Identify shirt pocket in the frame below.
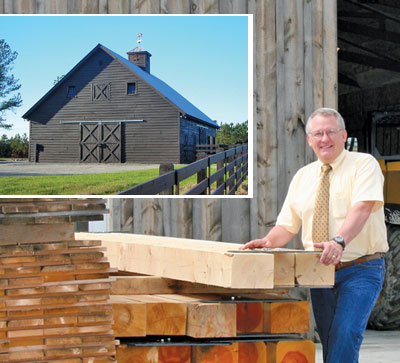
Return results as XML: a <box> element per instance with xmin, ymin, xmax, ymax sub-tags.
<box><xmin>332</xmin><ymin>194</ymin><xmax>348</xmax><ymax>218</ymax></box>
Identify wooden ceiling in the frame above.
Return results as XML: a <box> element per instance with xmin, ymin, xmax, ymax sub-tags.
<box><xmin>338</xmin><ymin>0</ymin><xmax>400</xmax><ymax>94</ymax></box>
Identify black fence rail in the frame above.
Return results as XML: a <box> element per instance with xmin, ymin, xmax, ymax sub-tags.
<box><xmin>118</xmin><ymin>145</ymin><xmax>248</xmax><ymax>195</ymax></box>
<box><xmin>183</xmin><ymin>143</ymin><xmax>245</xmax><ymax>163</ymax></box>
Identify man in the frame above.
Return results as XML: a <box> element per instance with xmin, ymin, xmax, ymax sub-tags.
<box><xmin>241</xmin><ymin>108</ymin><xmax>388</xmax><ymax>363</ymax></box>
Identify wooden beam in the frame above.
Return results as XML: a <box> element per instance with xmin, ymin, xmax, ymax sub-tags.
<box><xmin>110</xmin><ymin>275</ymin><xmax>292</xmax><ymax>298</ymax></box>
<box><xmin>267</xmin><ymin>340</ymin><xmax>315</xmax><ymax>362</ymax></box>
<box><xmin>78</xmin><ymin>233</ymin><xmax>334</xmax><ymax>288</ymax></box>
<box><xmin>238</xmin><ymin>341</ymin><xmax>267</xmax><ymax>363</ymax></box>
<box><xmin>236</xmin><ymin>301</ymin><xmax>263</xmax><ymax>334</ymax></box>
<box><xmin>338</xmin><ymin>19</ymin><xmax>400</xmax><ymax>44</ymax></box>
<box><xmin>128</xmin><ymin>295</ymin><xmax>187</xmax><ymax>336</ymax></box>
<box><xmin>273</xmin><ymin>253</ymin><xmax>295</xmax><ymax>287</ymax></box>
<box><xmin>192</xmin><ymin>343</ymin><xmax>239</xmax><ymax>363</ymax></box>
<box><xmin>263</xmin><ymin>301</ymin><xmax>310</xmax><ymax>334</ymax></box>
<box><xmin>295</xmin><ymin>253</ymin><xmax>335</xmax><ymax>286</ymax></box>
<box><xmin>344</xmin><ymin>0</ymin><xmax>400</xmax><ymax>25</ymax></box>
<box><xmin>116</xmin><ymin>345</ymin><xmax>158</xmax><ymax>363</ymax></box>
<box><xmin>158</xmin><ymin>346</ymin><xmax>191</xmax><ymax>363</ymax></box>
<box><xmin>76</xmin><ymin>233</ymin><xmax>275</xmax><ymax>289</ymax></box>
<box><xmin>339</xmin><ymin>50</ymin><xmax>400</xmax><ymax>72</ymax></box>
<box><xmin>160</xmin><ymin>294</ymin><xmax>236</xmax><ymax>338</ymax></box>
<box><xmin>110</xmin><ymin>295</ymin><xmax>146</xmax><ymax>337</ymax></box>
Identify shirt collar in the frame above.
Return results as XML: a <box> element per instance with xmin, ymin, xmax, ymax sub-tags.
<box><xmin>316</xmin><ymin>148</ymin><xmax>347</xmax><ymax>174</ymax></box>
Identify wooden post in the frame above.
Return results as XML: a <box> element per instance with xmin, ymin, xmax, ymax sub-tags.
<box><xmin>196</xmin><ymin>153</ymin><xmax>208</xmax><ymax>195</ymax></box>
<box><xmin>159</xmin><ymin>163</ymin><xmax>174</xmax><ymax>195</ymax></box>
<box><xmin>217</xmin><ymin>147</ymin><xmax>225</xmax><ymax>188</ymax></box>
<box><xmin>227</xmin><ymin>152</ymin><xmax>235</xmax><ymax>193</ymax></box>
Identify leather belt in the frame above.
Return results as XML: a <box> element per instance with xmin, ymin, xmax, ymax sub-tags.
<box><xmin>335</xmin><ymin>252</ymin><xmax>384</xmax><ymax>271</ymax></box>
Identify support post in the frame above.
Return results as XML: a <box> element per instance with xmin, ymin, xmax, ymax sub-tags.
<box><xmin>159</xmin><ymin>163</ymin><xmax>174</xmax><ymax>195</ymax></box>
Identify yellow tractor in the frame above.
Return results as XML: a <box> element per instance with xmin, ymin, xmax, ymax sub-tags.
<box><xmin>360</xmin><ymin>112</ymin><xmax>400</xmax><ymax>329</ymax></box>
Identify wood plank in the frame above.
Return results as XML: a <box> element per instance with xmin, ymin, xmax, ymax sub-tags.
<box><xmin>109</xmin><ymin>295</ymin><xmax>146</xmax><ymax>337</ymax></box>
<box><xmin>76</xmin><ymin>233</ymin><xmax>274</xmax><ymax>289</ymax></box>
<box><xmin>0</xmin><ymin>223</ymin><xmax>75</xmax><ymax>245</ymax></box>
<box><xmin>295</xmin><ymin>253</ymin><xmax>335</xmax><ymax>286</ymax></box>
<box><xmin>266</xmin><ymin>340</ymin><xmax>315</xmax><ymax>363</ymax></box>
<box><xmin>263</xmin><ymin>301</ymin><xmax>310</xmax><ymax>334</ymax></box>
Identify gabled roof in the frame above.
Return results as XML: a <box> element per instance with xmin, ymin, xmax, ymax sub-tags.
<box><xmin>23</xmin><ymin>43</ymin><xmax>219</xmax><ymax>129</ymax></box>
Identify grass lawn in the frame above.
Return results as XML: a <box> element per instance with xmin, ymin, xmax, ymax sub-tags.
<box><xmin>0</xmin><ymin>165</ymin><xmax>248</xmax><ymax>195</ymax></box>
<box><xmin>0</xmin><ymin>168</ymin><xmax>162</xmax><ymax>195</ymax></box>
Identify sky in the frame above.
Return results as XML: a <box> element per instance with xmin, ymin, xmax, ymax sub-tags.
<box><xmin>0</xmin><ymin>14</ymin><xmax>250</xmax><ymax>138</ymax></box>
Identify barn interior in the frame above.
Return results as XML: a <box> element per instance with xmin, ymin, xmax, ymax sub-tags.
<box><xmin>337</xmin><ymin>0</ymin><xmax>400</xmax><ymax>157</ymax></box>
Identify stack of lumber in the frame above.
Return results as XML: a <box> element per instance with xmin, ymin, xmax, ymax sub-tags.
<box><xmin>110</xmin><ymin>277</ymin><xmax>315</xmax><ymax>363</ymax></box>
<box><xmin>0</xmin><ymin>198</ymin><xmax>117</xmax><ymax>362</ymax></box>
<box><xmin>76</xmin><ymin>232</ymin><xmax>334</xmax><ymax>363</ymax></box>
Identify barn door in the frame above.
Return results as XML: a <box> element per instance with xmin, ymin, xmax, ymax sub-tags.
<box><xmin>80</xmin><ymin>123</ymin><xmax>122</xmax><ymax>163</ymax></box>
<box><xmin>101</xmin><ymin>123</ymin><xmax>121</xmax><ymax>163</ymax></box>
<box><xmin>80</xmin><ymin>123</ymin><xmax>101</xmax><ymax>163</ymax></box>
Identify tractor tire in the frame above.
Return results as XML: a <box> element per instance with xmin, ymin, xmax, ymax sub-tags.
<box><xmin>368</xmin><ymin>224</ymin><xmax>400</xmax><ymax>329</ymax></box>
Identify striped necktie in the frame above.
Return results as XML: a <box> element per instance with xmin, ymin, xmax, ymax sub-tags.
<box><xmin>312</xmin><ymin>164</ymin><xmax>332</xmax><ymax>243</ymax></box>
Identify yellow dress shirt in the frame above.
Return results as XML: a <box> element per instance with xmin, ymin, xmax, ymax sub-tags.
<box><xmin>276</xmin><ymin>149</ymin><xmax>389</xmax><ymax>261</ymax></box>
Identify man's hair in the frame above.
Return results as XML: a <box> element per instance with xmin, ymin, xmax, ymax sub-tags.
<box><xmin>306</xmin><ymin>108</ymin><xmax>346</xmax><ymax>134</ymax></box>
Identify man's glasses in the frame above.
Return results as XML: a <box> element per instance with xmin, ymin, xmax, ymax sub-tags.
<box><xmin>308</xmin><ymin>129</ymin><xmax>343</xmax><ymax>139</ymax></box>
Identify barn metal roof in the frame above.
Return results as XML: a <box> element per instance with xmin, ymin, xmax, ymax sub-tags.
<box><xmin>102</xmin><ymin>45</ymin><xmax>218</xmax><ymax>128</ymax></box>
<box><xmin>23</xmin><ymin>43</ymin><xmax>219</xmax><ymax>129</ymax></box>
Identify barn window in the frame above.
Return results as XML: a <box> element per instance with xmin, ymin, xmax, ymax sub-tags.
<box><xmin>67</xmin><ymin>86</ymin><xmax>76</xmax><ymax>98</ymax></box>
<box><xmin>92</xmin><ymin>83</ymin><xmax>111</xmax><ymax>100</ymax></box>
<box><xmin>127</xmin><ymin>82</ymin><xmax>137</xmax><ymax>95</ymax></box>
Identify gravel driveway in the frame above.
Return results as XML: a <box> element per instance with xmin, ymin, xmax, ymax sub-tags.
<box><xmin>0</xmin><ymin>161</ymin><xmax>160</xmax><ymax>177</ymax></box>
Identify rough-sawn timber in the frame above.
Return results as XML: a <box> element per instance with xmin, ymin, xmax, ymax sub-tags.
<box><xmin>76</xmin><ymin>233</ymin><xmax>335</xmax><ymax>289</ymax></box>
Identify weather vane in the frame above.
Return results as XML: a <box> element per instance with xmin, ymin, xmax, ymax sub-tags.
<box><xmin>137</xmin><ymin>33</ymin><xmax>143</xmax><ymax>45</ymax></box>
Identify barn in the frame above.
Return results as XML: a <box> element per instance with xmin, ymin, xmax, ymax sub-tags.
<box><xmin>22</xmin><ymin>43</ymin><xmax>219</xmax><ymax>163</ymax></box>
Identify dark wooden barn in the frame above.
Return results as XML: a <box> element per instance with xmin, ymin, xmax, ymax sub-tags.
<box><xmin>22</xmin><ymin>43</ymin><xmax>219</xmax><ymax>163</ymax></box>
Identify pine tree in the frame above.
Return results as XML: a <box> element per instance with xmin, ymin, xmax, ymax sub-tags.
<box><xmin>0</xmin><ymin>39</ymin><xmax>22</xmax><ymax>129</ymax></box>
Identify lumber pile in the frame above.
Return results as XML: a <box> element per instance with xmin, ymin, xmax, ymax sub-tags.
<box><xmin>0</xmin><ymin>198</ymin><xmax>117</xmax><ymax>362</ymax></box>
<box><xmin>109</xmin><ymin>276</ymin><xmax>315</xmax><ymax>363</ymax></box>
<box><xmin>75</xmin><ymin>232</ymin><xmax>329</xmax><ymax>363</ymax></box>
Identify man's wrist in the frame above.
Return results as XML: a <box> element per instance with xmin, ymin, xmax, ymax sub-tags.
<box><xmin>333</xmin><ymin>235</ymin><xmax>346</xmax><ymax>250</ymax></box>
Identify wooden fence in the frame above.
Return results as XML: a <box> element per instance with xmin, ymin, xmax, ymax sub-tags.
<box><xmin>118</xmin><ymin>145</ymin><xmax>248</xmax><ymax>195</ymax></box>
<box><xmin>183</xmin><ymin>143</ymin><xmax>246</xmax><ymax>162</ymax></box>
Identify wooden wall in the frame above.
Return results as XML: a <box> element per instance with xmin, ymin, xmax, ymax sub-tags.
<box><xmin>1</xmin><ymin>0</ymin><xmax>338</xmax><ymax>245</ymax></box>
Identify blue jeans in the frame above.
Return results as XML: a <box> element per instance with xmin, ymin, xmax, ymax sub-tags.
<box><xmin>311</xmin><ymin>257</ymin><xmax>385</xmax><ymax>363</ymax></box>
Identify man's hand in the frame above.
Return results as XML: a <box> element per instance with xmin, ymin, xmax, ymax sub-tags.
<box><xmin>240</xmin><ymin>226</ymin><xmax>296</xmax><ymax>251</ymax></box>
<box><xmin>239</xmin><ymin>238</ymin><xmax>271</xmax><ymax>250</ymax></box>
<box><xmin>314</xmin><ymin>240</ymin><xmax>343</xmax><ymax>265</ymax></box>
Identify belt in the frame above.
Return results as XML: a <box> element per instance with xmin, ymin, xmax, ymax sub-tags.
<box><xmin>335</xmin><ymin>252</ymin><xmax>384</xmax><ymax>271</ymax></box>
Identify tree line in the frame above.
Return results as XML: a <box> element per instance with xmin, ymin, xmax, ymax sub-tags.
<box><xmin>216</xmin><ymin>120</ymin><xmax>248</xmax><ymax>145</ymax></box>
<box><xmin>0</xmin><ymin>133</ymin><xmax>29</xmax><ymax>158</ymax></box>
